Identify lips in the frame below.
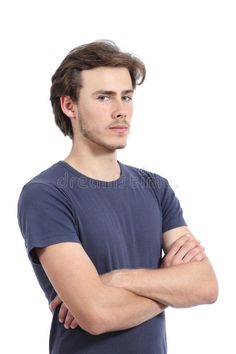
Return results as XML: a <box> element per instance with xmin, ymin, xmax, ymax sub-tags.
<box><xmin>109</xmin><ymin>125</ymin><xmax>129</xmax><ymax>129</ymax></box>
<box><xmin>109</xmin><ymin>125</ymin><xmax>129</xmax><ymax>133</ymax></box>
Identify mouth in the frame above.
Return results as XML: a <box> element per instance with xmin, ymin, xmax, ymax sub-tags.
<box><xmin>109</xmin><ymin>125</ymin><xmax>129</xmax><ymax>133</ymax></box>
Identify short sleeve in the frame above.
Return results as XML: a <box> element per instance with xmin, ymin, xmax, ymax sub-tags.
<box><xmin>160</xmin><ymin>178</ymin><xmax>187</xmax><ymax>233</ymax></box>
<box><xmin>17</xmin><ymin>182</ymin><xmax>80</xmax><ymax>264</ymax></box>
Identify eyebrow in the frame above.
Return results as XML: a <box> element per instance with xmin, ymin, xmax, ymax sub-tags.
<box><xmin>92</xmin><ymin>89</ymin><xmax>134</xmax><ymax>96</ymax></box>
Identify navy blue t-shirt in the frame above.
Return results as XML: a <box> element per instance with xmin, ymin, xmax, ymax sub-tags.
<box><xmin>17</xmin><ymin>161</ymin><xmax>186</xmax><ymax>354</ymax></box>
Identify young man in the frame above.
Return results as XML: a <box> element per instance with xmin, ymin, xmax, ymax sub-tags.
<box><xmin>18</xmin><ymin>40</ymin><xmax>218</xmax><ymax>354</ymax></box>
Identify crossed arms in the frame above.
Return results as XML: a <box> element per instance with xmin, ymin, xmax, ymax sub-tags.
<box><xmin>37</xmin><ymin>226</ymin><xmax>218</xmax><ymax>335</ymax></box>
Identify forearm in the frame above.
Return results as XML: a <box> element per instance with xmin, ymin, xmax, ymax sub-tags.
<box><xmin>95</xmin><ymin>284</ymin><xmax>166</xmax><ymax>333</ymax></box>
<box><xmin>108</xmin><ymin>259</ymin><xmax>218</xmax><ymax>308</ymax></box>
<box><xmin>52</xmin><ymin>284</ymin><xmax>166</xmax><ymax>334</ymax></box>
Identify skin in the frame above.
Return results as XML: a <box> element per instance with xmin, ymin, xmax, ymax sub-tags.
<box><xmin>100</xmin><ymin>231</ymin><xmax>217</xmax><ymax>308</ymax></box>
<box><xmin>50</xmin><ymin>232</ymin><xmax>207</xmax><ymax>329</ymax></box>
<box><xmin>38</xmin><ymin>67</ymin><xmax>218</xmax><ymax>333</ymax></box>
<box><xmin>61</xmin><ymin>66</ymin><xmax>134</xmax><ymax>181</ymax></box>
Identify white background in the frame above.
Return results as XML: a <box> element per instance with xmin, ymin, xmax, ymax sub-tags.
<box><xmin>0</xmin><ymin>0</ymin><xmax>235</xmax><ymax>353</ymax></box>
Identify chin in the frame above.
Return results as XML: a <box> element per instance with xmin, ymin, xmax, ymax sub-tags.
<box><xmin>116</xmin><ymin>144</ymin><xmax>127</xmax><ymax>150</ymax></box>
<box><xmin>111</xmin><ymin>140</ymin><xmax>127</xmax><ymax>150</ymax></box>
<box><xmin>104</xmin><ymin>145</ymin><xmax>126</xmax><ymax>152</ymax></box>
<box><xmin>103</xmin><ymin>142</ymin><xmax>127</xmax><ymax>151</ymax></box>
<box><xmin>102</xmin><ymin>137</ymin><xmax>127</xmax><ymax>151</ymax></box>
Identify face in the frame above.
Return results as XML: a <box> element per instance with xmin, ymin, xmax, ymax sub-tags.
<box><xmin>73</xmin><ymin>67</ymin><xmax>134</xmax><ymax>151</ymax></box>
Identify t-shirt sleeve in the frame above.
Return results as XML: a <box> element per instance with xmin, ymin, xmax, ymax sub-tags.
<box><xmin>17</xmin><ymin>182</ymin><xmax>80</xmax><ymax>264</ymax></box>
<box><xmin>160</xmin><ymin>178</ymin><xmax>187</xmax><ymax>233</ymax></box>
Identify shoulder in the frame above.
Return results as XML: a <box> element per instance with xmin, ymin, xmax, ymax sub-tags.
<box><xmin>18</xmin><ymin>162</ymin><xmax>72</xmax><ymax>209</ymax></box>
<box><xmin>23</xmin><ymin>161</ymin><xmax>67</xmax><ymax>187</ymax></box>
<box><xmin>20</xmin><ymin>161</ymin><xmax>70</xmax><ymax>193</ymax></box>
<box><xmin>120</xmin><ymin>162</ymin><xmax>168</xmax><ymax>192</ymax></box>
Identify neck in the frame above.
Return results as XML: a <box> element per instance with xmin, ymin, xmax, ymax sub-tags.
<box><xmin>65</xmin><ymin>140</ymin><xmax>121</xmax><ymax>182</ymax></box>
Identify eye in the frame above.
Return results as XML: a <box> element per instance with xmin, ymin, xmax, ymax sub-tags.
<box><xmin>97</xmin><ymin>95</ymin><xmax>109</xmax><ymax>101</ymax></box>
<box><xmin>122</xmin><ymin>95</ymin><xmax>132</xmax><ymax>102</ymax></box>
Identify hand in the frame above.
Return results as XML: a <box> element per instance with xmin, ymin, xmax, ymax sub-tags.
<box><xmin>161</xmin><ymin>234</ymin><xmax>206</xmax><ymax>268</ymax></box>
<box><xmin>49</xmin><ymin>295</ymin><xmax>79</xmax><ymax>329</ymax></box>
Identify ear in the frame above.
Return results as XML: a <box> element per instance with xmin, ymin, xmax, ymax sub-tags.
<box><xmin>60</xmin><ymin>96</ymin><xmax>76</xmax><ymax>119</ymax></box>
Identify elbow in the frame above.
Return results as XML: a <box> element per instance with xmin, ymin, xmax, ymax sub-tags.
<box><xmin>207</xmin><ymin>281</ymin><xmax>218</xmax><ymax>304</ymax></box>
<box><xmin>73</xmin><ymin>286</ymin><xmax>113</xmax><ymax>336</ymax></box>
<box><xmin>198</xmin><ymin>260</ymin><xmax>219</xmax><ymax>305</ymax></box>
<box><xmin>84</xmin><ymin>319</ymin><xmax>108</xmax><ymax>336</ymax></box>
<box><xmin>203</xmin><ymin>275</ymin><xmax>219</xmax><ymax>305</ymax></box>
<box><xmin>75</xmin><ymin>307</ymin><xmax>109</xmax><ymax>336</ymax></box>
<box><xmin>82</xmin><ymin>323</ymin><xmax>105</xmax><ymax>336</ymax></box>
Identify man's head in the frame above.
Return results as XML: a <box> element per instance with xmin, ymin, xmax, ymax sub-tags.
<box><xmin>50</xmin><ymin>40</ymin><xmax>145</xmax><ymax>150</ymax></box>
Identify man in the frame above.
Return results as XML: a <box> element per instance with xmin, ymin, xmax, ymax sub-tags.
<box><xmin>18</xmin><ymin>40</ymin><xmax>218</xmax><ymax>354</ymax></box>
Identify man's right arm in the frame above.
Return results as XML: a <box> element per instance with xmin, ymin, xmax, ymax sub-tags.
<box><xmin>37</xmin><ymin>242</ymin><xmax>165</xmax><ymax>335</ymax></box>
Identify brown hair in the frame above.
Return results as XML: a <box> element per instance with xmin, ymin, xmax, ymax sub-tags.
<box><xmin>50</xmin><ymin>40</ymin><xmax>146</xmax><ymax>139</ymax></box>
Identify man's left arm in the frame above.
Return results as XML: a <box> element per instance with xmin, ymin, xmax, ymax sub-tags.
<box><xmin>102</xmin><ymin>226</ymin><xmax>218</xmax><ymax>308</ymax></box>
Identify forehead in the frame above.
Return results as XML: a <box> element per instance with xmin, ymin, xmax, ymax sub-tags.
<box><xmin>80</xmin><ymin>67</ymin><xmax>133</xmax><ymax>91</ymax></box>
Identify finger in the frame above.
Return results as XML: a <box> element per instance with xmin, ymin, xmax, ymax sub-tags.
<box><xmin>64</xmin><ymin>311</ymin><xmax>76</xmax><ymax>329</ymax></box>
<box><xmin>165</xmin><ymin>234</ymin><xmax>191</xmax><ymax>259</ymax></box>
<box><xmin>58</xmin><ymin>303</ymin><xmax>69</xmax><ymax>324</ymax></box>
<box><xmin>70</xmin><ymin>319</ymin><xmax>79</xmax><ymax>329</ymax></box>
<box><xmin>191</xmin><ymin>250</ymin><xmax>207</xmax><ymax>262</ymax></box>
<box><xmin>49</xmin><ymin>295</ymin><xmax>62</xmax><ymax>312</ymax></box>
<box><xmin>182</xmin><ymin>245</ymin><xmax>205</xmax><ymax>263</ymax></box>
<box><xmin>174</xmin><ymin>239</ymin><xmax>200</xmax><ymax>263</ymax></box>
<box><xmin>164</xmin><ymin>235</ymin><xmax>195</xmax><ymax>266</ymax></box>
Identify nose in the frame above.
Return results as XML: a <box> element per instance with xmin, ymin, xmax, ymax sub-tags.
<box><xmin>111</xmin><ymin>100</ymin><xmax>127</xmax><ymax>120</ymax></box>
<box><xmin>112</xmin><ymin>112</ymin><xmax>127</xmax><ymax>119</ymax></box>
